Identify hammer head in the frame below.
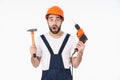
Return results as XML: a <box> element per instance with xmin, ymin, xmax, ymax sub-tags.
<box><xmin>27</xmin><ymin>28</ymin><xmax>37</xmax><ymax>32</ymax></box>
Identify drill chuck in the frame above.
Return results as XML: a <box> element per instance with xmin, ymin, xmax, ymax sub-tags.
<box><xmin>75</xmin><ymin>24</ymin><xmax>80</xmax><ymax>30</ymax></box>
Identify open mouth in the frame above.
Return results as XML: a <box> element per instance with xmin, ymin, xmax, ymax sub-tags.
<box><xmin>52</xmin><ymin>26</ymin><xmax>58</xmax><ymax>31</ymax></box>
<box><xmin>53</xmin><ymin>27</ymin><xmax>56</xmax><ymax>29</ymax></box>
<box><xmin>50</xmin><ymin>25</ymin><xmax>60</xmax><ymax>34</ymax></box>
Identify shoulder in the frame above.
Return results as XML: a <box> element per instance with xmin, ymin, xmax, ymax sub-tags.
<box><xmin>40</xmin><ymin>33</ymin><xmax>48</xmax><ymax>37</ymax></box>
<box><xmin>36</xmin><ymin>33</ymin><xmax>47</xmax><ymax>42</ymax></box>
<box><xmin>65</xmin><ymin>32</ymin><xmax>77</xmax><ymax>42</ymax></box>
<box><xmin>65</xmin><ymin>32</ymin><xmax>76</xmax><ymax>39</ymax></box>
<box><xmin>64</xmin><ymin>33</ymin><xmax>77</xmax><ymax>47</ymax></box>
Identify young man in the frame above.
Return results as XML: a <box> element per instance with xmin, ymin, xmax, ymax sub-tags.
<box><xmin>29</xmin><ymin>5</ymin><xmax>85</xmax><ymax>80</ymax></box>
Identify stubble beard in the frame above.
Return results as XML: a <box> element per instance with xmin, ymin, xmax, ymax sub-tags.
<box><xmin>49</xmin><ymin>25</ymin><xmax>61</xmax><ymax>34</ymax></box>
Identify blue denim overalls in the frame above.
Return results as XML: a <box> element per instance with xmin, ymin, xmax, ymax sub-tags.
<box><xmin>40</xmin><ymin>34</ymin><xmax>72</xmax><ymax>80</ymax></box>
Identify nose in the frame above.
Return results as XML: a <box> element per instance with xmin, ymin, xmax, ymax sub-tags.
<box><xmin>52</xmin><ymin>20</ymin><xmax>57</xmax><ymax>26</ymax></box>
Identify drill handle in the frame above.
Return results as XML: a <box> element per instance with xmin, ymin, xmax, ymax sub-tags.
<box><xmin>79</xmin><ymin>34</ymin><xmax>88</xmax><ymax>43</ymax></box>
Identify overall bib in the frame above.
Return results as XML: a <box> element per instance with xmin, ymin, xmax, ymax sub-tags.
<box><xmin>40</xmin><ymin>34</ymin><xmax>72</xmax><ymax>80</ymax></box>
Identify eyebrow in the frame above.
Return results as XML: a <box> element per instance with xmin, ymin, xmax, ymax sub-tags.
<box><xmin>48</xmin><ymin>16</ymin><xmax>61</xmax><ymax>19</ymax></box>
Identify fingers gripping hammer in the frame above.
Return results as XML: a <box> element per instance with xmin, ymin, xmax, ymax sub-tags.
<box><xmin>27</xmin><ymin>28</ymin><xmax>37</xmax><ymax>46</ymax></box>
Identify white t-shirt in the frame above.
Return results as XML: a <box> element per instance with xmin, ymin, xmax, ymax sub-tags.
<box><xmin>36</xmin><ymin>32</ymin><xmax>77</xmax><ymax>70</ymax></box>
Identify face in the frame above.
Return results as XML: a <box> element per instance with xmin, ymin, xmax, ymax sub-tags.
<box><xmin>47</xmin><ymin>14</ymin><xmax>63</xmax><ymax>34</ymax></box>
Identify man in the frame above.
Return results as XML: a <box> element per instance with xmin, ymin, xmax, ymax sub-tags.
<box><xmin>29</xmin><ymin>5</ymin><xmax>85</xmax><ymax>80</ymax></box>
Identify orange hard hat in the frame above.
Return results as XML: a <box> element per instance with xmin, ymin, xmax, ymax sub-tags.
<box><xmin>45</xmin><ymin>6</ymin><xmax>64</xmax><ymax>21</ymax></box>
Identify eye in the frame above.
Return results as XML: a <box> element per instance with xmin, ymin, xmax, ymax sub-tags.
<box><xmin>48</xmin><ymin>18</ymin><xmax>54</xmax><ymax>22</ymax></box>
<box><xmin>56</xmin><ymin>18</ymin><xmax>61</xmax><ymax>22</ymax></box>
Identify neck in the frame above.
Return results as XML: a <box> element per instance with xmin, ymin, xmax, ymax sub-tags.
<box><xmin>49</xmin><ymin>31</ymin><xmax>64</xmax><ymax>38</ymax></box>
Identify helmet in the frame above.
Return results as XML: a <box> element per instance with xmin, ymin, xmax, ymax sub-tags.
<box><xmin>45</xmin><ymin>6</ymin><xmax>64</xmax><ymax>21</ymax></box>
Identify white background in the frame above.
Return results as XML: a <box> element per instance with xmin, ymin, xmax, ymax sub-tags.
<box><xmin>0</xmin><ymin>0</ymin><xmax>120</xmax><ymax>80</ymax></box>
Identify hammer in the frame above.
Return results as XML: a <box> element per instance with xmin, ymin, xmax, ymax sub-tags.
<box><xmin>27</xmin><ymin>28</ymin><xmax>37</xmax><ymax>46</ymax></box>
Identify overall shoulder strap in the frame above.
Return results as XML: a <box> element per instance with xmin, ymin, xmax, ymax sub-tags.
<box><xmin>40</xmin><ymin>35</ymin><xmax>54</xmax><ymax>54</ymax></box>
<box><xmin>58</xmin><ymin>33</ymin><xmax>70</xmax><ymax>54</ymax></box>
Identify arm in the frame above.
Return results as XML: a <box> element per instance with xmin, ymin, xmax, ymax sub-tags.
<box><xmin>71</xmin><ymin>41</ymin><xmax>85</xmax><ymax>68</ymax></box>
<box><xmin>30</xmin><ymin>45</ymin><xmax>41</xmax><ymax>68</ymax></box>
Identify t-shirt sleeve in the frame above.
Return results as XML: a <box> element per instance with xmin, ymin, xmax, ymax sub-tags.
<box><xmin>36</xmin><ymin>36</ymin><xmax>42</xmax><ymax>57</ymax></box>
<box><xmin>69</xmin><ymin>35</ymin><xmax>78</xmax><ymax>57</ymax></box>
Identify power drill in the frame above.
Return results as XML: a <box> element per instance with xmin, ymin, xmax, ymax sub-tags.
<box><xmin>75</xmin><ymin>24</ymin><xmax>88</xmax><ymax>43</ymax></box>
<box><xmin>73</xmin><ymin>24</ymin><xmax>88</xmax><ymax>53</ymax></box>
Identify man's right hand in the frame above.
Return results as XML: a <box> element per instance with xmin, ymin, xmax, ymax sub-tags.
<box><xmin>29</xmin><ymin>45</ymin><xmax>37</xmax><ymax>56</ymax></box>
<box><xmin>29</xmin><ymin>45</ymin><xmax>40</xmax><ymax>68</ymax></box>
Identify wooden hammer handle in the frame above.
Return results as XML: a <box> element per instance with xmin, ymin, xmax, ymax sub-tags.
<box><xmin>31</xmin><ymin>32</ymin><xmax>35</xmax><ymax>46</ymax></box>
